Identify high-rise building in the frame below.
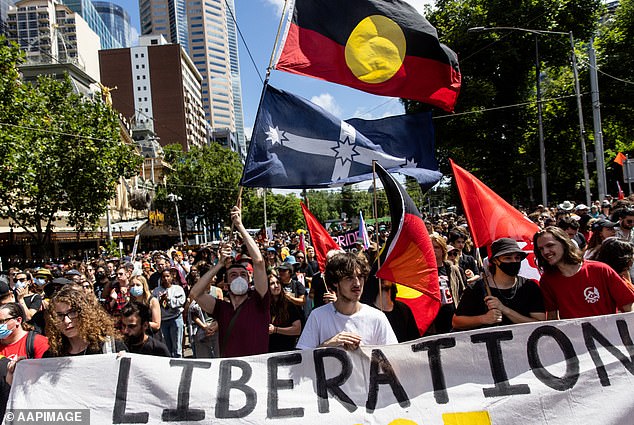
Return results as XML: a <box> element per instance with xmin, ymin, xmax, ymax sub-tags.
<box><xmin>139</xmin><ymin>0</ymin><xmax>187</xmax><ymax>50</ymax></box>
<box><xmin>6</xmin><ymin>0</ymin><xmax>101</xmax><ymax>91</ymax></box>
<box><xmin>99</xmin><ymin>34</ymin><xmax>207</xmax><ymax>152</ymax></box>
<box><xmin>62</xmin><ymin>0</ymin><xmax>121</xmax><ymax>49</ymax></box>
<box><xmin>0</xmin><ymin>0</ymin><xmax>15</xmax><ymax>33</ymax></box>
<box><xmin>142</xmin><ymin>0</ymin><xmax>245</xmax><ymax>159</ymax></box>
<box><xmin>94</xmin><ymin>1</ymin><xmax>132</xmax><ymax>48</ymax></box>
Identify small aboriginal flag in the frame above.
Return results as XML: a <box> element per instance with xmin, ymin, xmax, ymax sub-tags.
<box><xmin>275</xmin><ymin>0</ymin><xmax>461</xmax><ymax>112</ymax></box>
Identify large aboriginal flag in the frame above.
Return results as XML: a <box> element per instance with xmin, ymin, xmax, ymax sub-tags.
<box><xmin>275</xmin><ymin>0</ymin><xmax>461</xmax><ymax>112</ymax></box>
<box><xmin>374</xmin><ymin>163</ymin><xmax>440</xmax><ymax>333</ymax></box>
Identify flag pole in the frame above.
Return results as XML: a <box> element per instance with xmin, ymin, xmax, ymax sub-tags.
<box><xmin>372</xmin><ymin>160</ymin><xmax>383</xmax><ymax>310</ymax></box>
<box><xmin>229</xmin><ymin>187</ymin><xmax>243</xmax><ymax>241</ymax></box>
<box><xmin>265</xmin><ymin>0</ymin><xmax>291</xmax><ymax>81</ymax></box>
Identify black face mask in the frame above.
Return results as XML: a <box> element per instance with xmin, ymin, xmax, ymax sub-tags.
<box><xmin>497</xmin><ymin>261</ymin><xmax>522</xmax><ymax>277</ymax></box>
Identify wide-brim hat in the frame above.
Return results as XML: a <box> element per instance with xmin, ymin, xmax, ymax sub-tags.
<box><xmin>558</xmin><ymin>201</ymin><xmax>575</xmax><ymax>211</ymax></box>
<box><xmin>490</xmin><ymin>238</ymin><xmax>528</xmax><ymax>260</ymax></box>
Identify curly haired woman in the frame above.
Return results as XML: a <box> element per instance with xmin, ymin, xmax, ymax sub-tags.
<box><xmin>44</xmin><ymin>286</ymin><xmax>127</xmax><ymax>356</ymax></box>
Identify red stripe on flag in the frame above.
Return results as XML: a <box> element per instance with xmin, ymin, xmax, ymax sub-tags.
<box><xmin>277</xmin><ymin>24</ymin><xmax>460</xmax><ymax>112</ymax></box>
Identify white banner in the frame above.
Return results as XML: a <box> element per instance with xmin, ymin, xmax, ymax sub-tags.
<box><xmin>5</xmin><ymin>313</ymin><xmax>634</xmax><ymax>424</ymax></box>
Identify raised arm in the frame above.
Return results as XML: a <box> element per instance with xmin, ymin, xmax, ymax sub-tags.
<box><xmin>190</xmin><ymin>244</ymin><xmax>231</xmax><ymax>314</ymax></box>
<box><xmin>231</xmin><ymin>206</ymin><xmax>267</xmax><ymax>297</ymax></box>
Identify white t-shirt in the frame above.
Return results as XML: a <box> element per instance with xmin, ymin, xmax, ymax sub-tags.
<box><xmin>296</xmin><ymin>303</ymin><xmax>398</xmax><ymax>350</ymax></box>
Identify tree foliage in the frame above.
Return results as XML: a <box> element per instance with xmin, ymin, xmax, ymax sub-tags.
<box><xmin>0</xmin><ymin>38</ymin><xmax>141</xmax><ymax>253</ymax></box>
<box><xmin>410</xmin><ymin>0</ymin><xmax>603</xmax><ymax>206</ymax></box>
<box><xmin>161</xmin><ymin>143</ymin><xmax>243</xmax><ymax>234</ymax></box>
<box><xmin>594</xmin><ymin>0</ymin><xmax>634</xmax><ymax>188</ymax></box>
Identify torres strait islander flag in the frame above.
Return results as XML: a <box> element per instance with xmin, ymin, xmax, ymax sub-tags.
<box><xmin>374</xmin><ymin>163</ymin><xmax>440</xmax><ymax>334</ymax></box>
<box><xmin>275</xmin><ymin>0</ymin><xmax>461</xmax><ymax>112</ymax></box>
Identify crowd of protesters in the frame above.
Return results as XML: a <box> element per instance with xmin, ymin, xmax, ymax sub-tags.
<box><xmin>1</xmin><ymin>196</ymin><xmax>634</xmax><ymax>414</ymax></box>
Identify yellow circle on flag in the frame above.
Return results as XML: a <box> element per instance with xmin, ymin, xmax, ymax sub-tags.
<box><xmin>344</xmin><ymin>15</ymin><xmax>406</xmax><ymax>84</ymax></box>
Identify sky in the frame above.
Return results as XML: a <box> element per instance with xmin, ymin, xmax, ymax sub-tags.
<box><xmin>112</xmin><ymin>0</ymin><xmax>434</xmax><ymax>140</ymax></box>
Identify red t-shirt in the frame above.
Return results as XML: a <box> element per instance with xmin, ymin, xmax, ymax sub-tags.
<box><xmin>213</xmin><ymin>290</ymin><xmax>270</xmax><ymax>357</ymax></box>
<box><xmin>540</xmin><ymin>260</ymin><xmax>634</xmax><ymax>319</ymax></box>
<box><xmin>0</xmin><ymin>332</ymin><xmax>49</xmax><ymax>360</ymax></box>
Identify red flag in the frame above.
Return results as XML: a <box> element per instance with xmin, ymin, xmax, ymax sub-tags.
<box><xmin>374</xmin><ymin>163</ymin><xmax>440</xmax><ymax>334</ymax></box>
<box><xmin>450</xmin><ymin>159</ymin><xmax>539</xmax><ymax>248</ymax></box>
<box><xmin>301</xmin><ymin>202</ymin><xmax>341</xmax><ymax>273</ymax></box>
<box><xmin>298</xmin><ymin>232</ymin><xmax>306</xmax><ymax>253</ymax></box>
<box><xmin>618</xmin><ymin>181</ymin><xmax>625</xmax><ymax>200</ymax></box>
<box><xmin>614</xmin><ymin>152</ymin><xmax>627</xmax><ymax>166</ymax></box>
<box><xmin>275</xmin><ymin>0</ymin><xmax>461</xmax><ymax>112</ymax></box>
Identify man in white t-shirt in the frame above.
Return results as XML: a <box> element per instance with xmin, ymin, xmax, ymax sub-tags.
<box><xmin>296</xmin><ymin>253</ymin><xmax>397</xmax><ymax>350</ymax></box>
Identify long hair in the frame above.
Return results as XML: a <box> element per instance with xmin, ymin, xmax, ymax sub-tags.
<box><xmin>130</xmin><ymin>275</ymin><xmax>151</xmax><ymax>305</ymax></box>
<box><xmin>430</xmin><ymin>233</ymin><xmax>448</xmax><ymax>263</ymax></box>
<box><xmin>45</xmin><ymin>286</ymin><xmax>117</xmax><ymax>356</ymax></box>
<box><xmin>533</xmin><ymin>226</ymin><xmax>582</xmax><ymax>272</ymax></box>
<box><xmin>269</xmin><ymin>273</ymin><xmax>292</xmax><ymax>326</ymax></box>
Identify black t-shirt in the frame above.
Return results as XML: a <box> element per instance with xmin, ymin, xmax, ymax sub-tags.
<box><xmin>459</xmin><ymin>253</ymin><xmax>479</xmax><ymax>276</ymax></box>
<box><xmin>379</xmin><ymin>301</ymin><xmax>420</xmax><ymax>343</ymax></box>
<box><xmin>128</xmin><ymin>336</ymin><xmax>170</xmax><ymax>357</ymax></box>
<box><xmin>149</xmin><ymin>272</ymin><xmax>162</xmax><ymax>291</ymax></box>
<box><xmin>44</xmin><ymin>339</ymin><xmax>128</xmax><ymax>357</ymax></box>
<box><xmin>269</xmin><ymin>304</ymin><xmax>303</xmax><ymax>353</ymax></box>
<box><xmin>455</xmin><ymin>277</ymin><xmax>545</xmax><ymax>327</ymax></box>
<box><xmin>282</xmin><ymin>278</ymin><xmax>305</xmax><ymax>299</ymax></box>
<box><xmin>0</xmin><ymin>357</ymin><xmax>10</xmax><ymax>419</ymax></box>
<box><xmin>24</xmin><ymin>293</ymin><xmax>44</xmax><ymax>334</ymax></box>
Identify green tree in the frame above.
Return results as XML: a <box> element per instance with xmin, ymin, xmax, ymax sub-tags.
<box><xmin>594</xmin><ymin>0</ymin><xmax>634</xmax><ymax>188</ymax></box>
<box><xmin>0</xmin><ymin>39</ymin><xmax>141</xmax><ymax>255</ymax></box>
<box><xmin>410</xmin><ymin>0</ymin><xmax>601</xmax><ymax>206</ymax></box>
<box><xmin>162</xmin><ymin>143</ymin><xmax>243</xmax><ymax>236</ymax></box>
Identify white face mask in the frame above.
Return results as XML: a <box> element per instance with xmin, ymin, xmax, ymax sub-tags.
<box><xmin>229</xmin><ymin>276</ymin><xmax>249</xmax><ymax>296</ymax></box>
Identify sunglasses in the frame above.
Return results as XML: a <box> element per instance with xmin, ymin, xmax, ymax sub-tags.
<box><xmin>448</xmin><ymin>251</ymin><xmax>459</xmax><ymax>257</ymax></box>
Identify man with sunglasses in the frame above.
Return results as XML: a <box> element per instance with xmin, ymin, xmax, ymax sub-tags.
<box><xmin>13</xmin><ymin>271</ymin><xmax>42</xmax><ymax>332</ymax></box>
<box><xmin>0</xmin><ymin>303</ymin><xmax>48</xmax><ymax>359</ymax></box>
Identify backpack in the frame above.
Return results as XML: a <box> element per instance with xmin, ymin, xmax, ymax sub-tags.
<box><xmin>26</xmin><ymin>331</ymin><xmax>36</xmax><ymax>359</ymax></box>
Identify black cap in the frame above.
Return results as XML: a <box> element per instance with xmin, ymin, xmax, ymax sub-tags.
<box><xmin>0</xmin><ymin>282</ymin><xmax>11</xmax><ymax>298</ymax></box>
<box><xmin>592</xmin><ymin>219</ymin><xmax>618</xmax><ymax>232</ymax></box>
<box><xmin>277</xmin><ymin>263</ymin><xmax>293</xmax><ymax>271</ymax></box>
<box><xmin>490</xmin><ymin>238</ymin><xmax>528</xmax><ymax>260</ymax></box>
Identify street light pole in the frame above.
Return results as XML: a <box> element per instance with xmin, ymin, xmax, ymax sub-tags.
<box><xmin>534</xmin><ymin>36</ymin><xmax>547</xmax><ymax>206</ymax></box>
<box><xmin>569</xmin><ymin>31</ymin><xmax>592</xmax><ymax>206</ymax></box>
<box><xmin>168</xmin><ymin>193</ymin><xmax>184</xmax><ymax>244</ymax></box>
<box><xmin>468</xmin><ymin>26</ymin><xmax>594</xmax><ymax>205</ymax></box>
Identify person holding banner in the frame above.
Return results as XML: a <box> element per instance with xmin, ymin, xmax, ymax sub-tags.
<box><xmin>190</xmin><ymin>206</ymin><xmax>270</xmax><ymax>358</ymax></box>
<box><xmin>452</xmin><ymin>238</ymin><xmax>545</xmax><ymax>330</ymax></box>
<box><xmin>296</xmin><ymin>252</ymin><xmax>397</xmax><ymax>350</ymax></box>
<box><xmin>535</xmin><ymin>227</ymin><xmax>634</xmax><ymax>319</ymax></box>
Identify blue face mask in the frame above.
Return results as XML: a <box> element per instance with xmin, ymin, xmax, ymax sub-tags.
<box><xmin>34</xmin><ymin>278</ymin><xmax>47</xmax><ymax>287</ymax></box>
<box><xmin>0</xmin><ymin>324</ymin><xmax>12</xmax><ymax>339</ymax></box>
<box><xmin>129</xmin><ymin>286</ymin><xmax>144</xmax><ymax>297</ymax></box>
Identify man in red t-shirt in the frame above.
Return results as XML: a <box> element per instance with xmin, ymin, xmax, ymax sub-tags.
<box><xmin>190</xmin><ymin>206</ymin><xmax>270</xmax><ymax>357</ymax></box>
<box><xmin>0</xmin><ymin>303</ymin><xmax>48</xmax><ymax>360</ymax></box>
<box><xmin>534</xmin><ymin>227</ymin><xmax>634</xmax><ymax>319</ymax></box>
